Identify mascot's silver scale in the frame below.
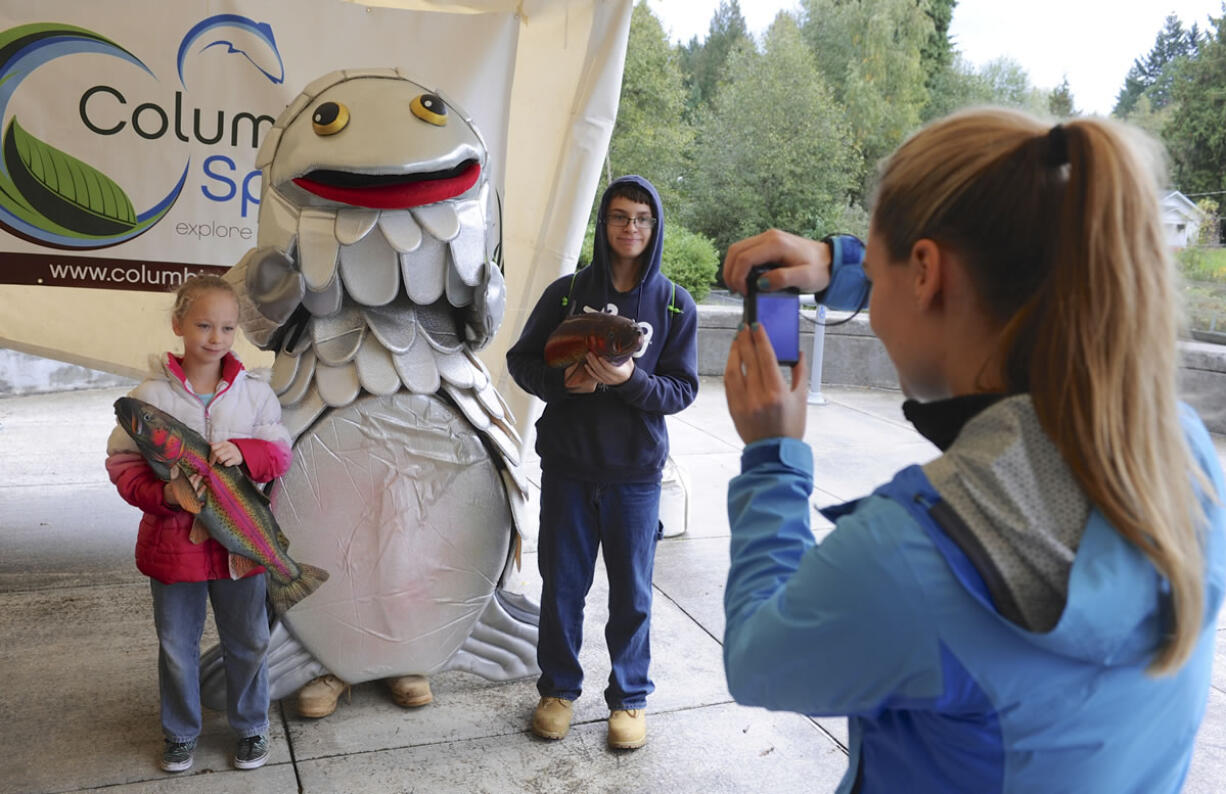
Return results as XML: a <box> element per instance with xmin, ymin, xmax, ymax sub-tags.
<box><xmin>202</xmin><ymin>68</ymin><xmax>539</xmax><ymax>704</ymax></box>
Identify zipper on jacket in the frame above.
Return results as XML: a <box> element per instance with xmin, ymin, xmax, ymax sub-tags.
<box><xmin>202</xmin><ymin>379</ymin><xmax>231</xmax><ymax>441</ymax></box>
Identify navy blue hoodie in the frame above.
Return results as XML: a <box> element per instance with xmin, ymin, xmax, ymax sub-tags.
<box><xmin>506</xmin><ymin>176</ymin><xmax>699</xmax><ymax>483</ymax></box>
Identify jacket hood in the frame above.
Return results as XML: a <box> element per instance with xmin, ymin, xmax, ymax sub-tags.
<box><xmin>588</xmin><ymin>175</ymin><xmax>664</xmax><ymax>302</ymax></box>
<box><xmin>921</xmin><ymin>395</ymin><xmax>1226</xmax><ymax>667</ymax></box>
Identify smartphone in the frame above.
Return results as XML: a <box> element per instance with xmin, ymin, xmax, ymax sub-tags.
<box><xmin>744</xmin><ymin>264</ymin><xmax>800</xmax><ymax>366</ymax></box>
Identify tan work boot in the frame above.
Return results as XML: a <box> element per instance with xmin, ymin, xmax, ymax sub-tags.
<box><xmin>297</xmin><ymin>674</ymin><xmax>349</xmax><ymax>718</ymax></box>
<box><xmin>530</xmin><ymin>696</ymin><xmax>574</xmax><ymax>740</ymax></box>
<box><xmin>607</xmin><ymin>709</ymin><xmax>646</xmax><ymax>749</ymax></box>
<box><xmin>386</xmin><ymin>674</ymin><xmax>433</xmax><ymax>708</ymax></box>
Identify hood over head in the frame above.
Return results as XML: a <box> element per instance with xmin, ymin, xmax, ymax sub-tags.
<box><xmin>589</xmin><ymin>175</ymin><xmax>664</xmax><ymax>295</ymax></box>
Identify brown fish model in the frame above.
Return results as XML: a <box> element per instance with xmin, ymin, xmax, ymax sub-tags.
<box><xmin>544</xmin><ymin>312</ymin><xmax>644</xmax><ymax>368</ymax></box>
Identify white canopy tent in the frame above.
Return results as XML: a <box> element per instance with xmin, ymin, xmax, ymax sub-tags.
<box><xmin>0</xmin><ymin>0</ymin><xmax>633</xmax><ymax>438</ymax></box>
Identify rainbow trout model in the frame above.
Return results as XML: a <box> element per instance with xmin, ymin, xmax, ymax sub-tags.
<box><xmin>114</xmin><ymin>396</ymin><xmax>328</xmax><ymax>614</ymax></box>
<box><xmin>544</xmin><ymin>312</ymin><xmax>644</xmax><ymax>368</ymax></box>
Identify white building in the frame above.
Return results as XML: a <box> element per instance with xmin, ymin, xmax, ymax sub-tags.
<box><xmin>1162</xmin><ymin>190</ymin><xmax>1206</xmax><ymax>248</ymax></box>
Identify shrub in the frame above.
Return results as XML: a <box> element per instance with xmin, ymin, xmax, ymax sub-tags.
<box><xmin>576</xmin><ymin>220</ymin><xmax>719</xmax><ymax>302</ymax></box>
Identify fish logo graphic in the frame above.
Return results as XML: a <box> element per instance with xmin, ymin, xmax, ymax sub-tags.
<box><xmin>177</xmin><ymin>14</ymin><xmax>285</xmax><ymax>89</ymax></box>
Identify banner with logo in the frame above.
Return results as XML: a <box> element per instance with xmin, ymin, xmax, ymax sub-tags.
<box><xmin>0</xmin><ymin>0</ymin><xmax>633</xmax><ymax>435</ymax></box>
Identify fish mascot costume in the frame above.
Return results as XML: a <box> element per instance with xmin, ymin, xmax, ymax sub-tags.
<box><xmin>200</xmin><ymin>68</ymin><xmax>539</xmax><ymax>707</ymax></box>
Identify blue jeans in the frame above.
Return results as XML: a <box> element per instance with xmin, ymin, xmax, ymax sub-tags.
<box><xmin>150</xmin><ymin>576</ymin><xmax>270</xmax><ymax>742</ymax></box>
<box><xmin>536</xmin><ymin>471</ymin><xmax>661</xmax><ymax>709</ymax></box>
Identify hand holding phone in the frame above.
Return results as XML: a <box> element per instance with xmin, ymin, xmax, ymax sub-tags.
<box><xmin>744</xmin><ymin>264</ymin><xmax>800</xmax><ymax>366</ymax></box>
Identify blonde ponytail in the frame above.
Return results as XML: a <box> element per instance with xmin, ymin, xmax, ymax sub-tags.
<box><xmin>874</xmin><ymin>108</ymin><xmax>1205</xmax><ymax>674</ymax></box>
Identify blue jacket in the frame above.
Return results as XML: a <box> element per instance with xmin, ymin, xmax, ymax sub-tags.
<box><xmin>724</xmin><ymin>237</ymin><xmax>1226</xmax><ymax>792</ymax></box>
<box><xmin>506</xmin><ymin>176</ymin><xmax>699</xmax><ymax>483</ymax></box>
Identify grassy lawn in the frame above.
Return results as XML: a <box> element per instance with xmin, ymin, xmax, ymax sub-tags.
<box><xmin>1178</xmin><ymin>247</ymin><xmax>1226</xmax><ymax>343</ymax></box>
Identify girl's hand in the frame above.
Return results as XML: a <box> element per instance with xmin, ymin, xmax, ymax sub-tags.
<box><xmin>164</xmin><ymin>467</ymin><xmax>206</xmax><ymax>507</ymax></box>
<box><xmin>209</xmin><ymin>441</ymin><xmax>243</xmax><ymax>467</ymax></box>
<box><xmin>723</xmin><ymin>229</ymin><xmax>832</xmax><ymax>297</ymax></box>
<box><xmin>584</xmin><ymin>351</ymin><xmax>634</xmax><ymax>386</ymax></box>
<box><xmin>724</xmin><ymin>323</ymin><xmax>809</xmax><ymax>444</ymax></box>
<box><xmin>564</xmin><ymin>361</ymin><xmax>598</xmax><ymax>393</ymax></box>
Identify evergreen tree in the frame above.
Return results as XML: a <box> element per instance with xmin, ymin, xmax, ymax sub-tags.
<box><xmin>605</xmin><ymin>1</ymin><xmax>693</xmax><ymax>213</ymax></box>
<box><xmin>678</xmin><ymin>0</ymin><xmax>751</xmax><ymax>116</ymax></box>
<box><xmin>920</xmin><ymin>0</ymin><xmax>958</xmax><ymax>93</ymax></box>
<box><xmin>1113</xmin><ymin>14</ymin><xmax>1199</xmax><ymax>116</ymax></box>
<box><xmin>1048</xmin><ymin>75</ymin><xmax>1077</xmax><ymax>117</ymax></box>
<box><xmin>1166</xmin><ymin>6</ymin><xmax>1226</xmax><ymax>197</ymax></box>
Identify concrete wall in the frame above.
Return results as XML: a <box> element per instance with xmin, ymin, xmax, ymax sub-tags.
<box><xmin>697</xmin><ymin>305</ymin><xmax>899</xmax><ymax>390</ymax></box>
<box><xmin>0</xmin><ymin>348</ymin><xmax>134</xmax><ymax>395</ymax></box>
<box><xmin>4</xmin><ymin>305</ymin><xmax>1224</xmax><ymax>433</ymax></box>
<box><xmin>697</xmin><ymin>305</ymin><xmax>1226</xmax><ymax>435</ymax></box>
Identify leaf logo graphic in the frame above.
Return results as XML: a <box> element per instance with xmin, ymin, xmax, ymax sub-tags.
<box><xmin>4</xmin><ymin>118</ymin><xmax>137</xmax><ymax>236</ymax></box>
<box><xmin>0</xmin><ymin>22</ymin><xmax>185</xmax><ymax>250</ymax></box>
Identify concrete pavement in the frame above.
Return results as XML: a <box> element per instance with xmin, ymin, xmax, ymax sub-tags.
<box><xmin>1</xmin><ymin>378</ymin><xmax>1224</xmax><ymax>793</ymax></box>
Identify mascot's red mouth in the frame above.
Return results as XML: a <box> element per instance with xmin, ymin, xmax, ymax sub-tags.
<box><xmin>292</xmin><ymin>160</ymin><xmax>480</xmax><ymax>209</ymax></box>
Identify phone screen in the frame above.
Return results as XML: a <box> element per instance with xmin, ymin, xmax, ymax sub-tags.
<box><xmin>754</xmin><ymin>292</ymin><xmax>800</xmax><ymax>365</ymax></box>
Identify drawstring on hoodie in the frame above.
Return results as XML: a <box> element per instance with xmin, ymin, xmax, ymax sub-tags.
<box><xmin>562</xmin><ymin>269</ymin><xmax>681</xmax><ymax>317</ymax></box>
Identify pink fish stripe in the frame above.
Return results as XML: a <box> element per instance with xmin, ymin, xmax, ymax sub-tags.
<box><xmin>181</xmin><ymin>449</ymin><xmax>293</xmax><ymax>578</ymax></box>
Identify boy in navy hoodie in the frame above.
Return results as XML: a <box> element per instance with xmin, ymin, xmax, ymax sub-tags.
<box><xmin>507</xmin><ymin>175</ymin><xmax>699</xmax><ymax>749</ymax></box>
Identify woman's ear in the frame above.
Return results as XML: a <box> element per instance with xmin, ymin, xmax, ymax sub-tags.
<box><xmin>909</xmin><ymin>238</ymin><xmax>944</xmax><ymax>310</ymax></box>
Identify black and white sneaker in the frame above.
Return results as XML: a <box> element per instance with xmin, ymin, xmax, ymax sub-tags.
<box><xmin>160</xmin><ymin>739</ymin><xmax>196</xmax><ymax>773</ymax></box>
<box><xmin>234</xmin><ymin>734</ymin><xmax>270</xmax><ymax>770</ymax></box>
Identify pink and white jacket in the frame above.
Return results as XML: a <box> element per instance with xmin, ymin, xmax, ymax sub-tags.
<box><xmin>106</xmin><ymin>352</ymin><xmax>292</xmax><ymax>584</ymax></box>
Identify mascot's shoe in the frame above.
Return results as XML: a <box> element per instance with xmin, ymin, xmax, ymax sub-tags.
<box><xmin>297</xmin><ymin>674</ymin><xmax>350</xmax><ymax>718</ymax></box>
<box><xmin>607</xmin><ymin>709</ymin><xmax>647</xmax><ymax>750</ymax></box>
<box><xmin>386</xmin><ymin>674</ymin><xmax>434</xmax><ymax>708</ymax></box>
<box><xmin>531</xmin><ymin>696</ymin><xmax>574</xmax><ymax>740</ymax></box>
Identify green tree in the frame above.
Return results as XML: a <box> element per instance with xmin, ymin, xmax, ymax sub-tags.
<box><xmin>924</xmin><ymin>55</ymin><xmax>1049</xmax><ymax>121</ymax></box>
<box><xmin>978</xmin><ymin>57</ymin><xmax>1049</xmax><ymax>114</ymax></box>
<box><xmin>919</xmin><ymin>0</ymin><xmax>958</xmax><ymax>93</ymax></box>
<box><xmin>1166</xmin><ymin>6</ymin><xmax>1226</xmax><ymax>197</ymax></box>
<box><xmin>1113</xmin><ymin>13</ymin><xmax>1200</xmax><ymax>116</ymax></box>
<box><xmin>685</xmin><ymin>13</ymin><xmax>860</xmax><ymax>253</ymax></box>
<box><xmin>1048</xmin><ymin>75</ymin><xmax>1077</xmax><ymax>117</ymax></box>
<box><xmin>605</xmin><ymin>1</ymin><xmax>693</xmax><ymax>213</ymax></box>
<box><xmin>678</xmin><ymin>0</ymin><xmax>751</xmax><ymax>116</ymax></box>
<box><xmin>799</xmin><ymin>0</ymin><xmax>933</xmax><ymax>175</ymax></box>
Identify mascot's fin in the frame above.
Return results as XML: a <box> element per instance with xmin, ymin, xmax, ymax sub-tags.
<box><xmin>200</xmin><ymin>620</ymin><xmax>328</xmax><ymax>710</ymax></box>
<box><xmin>442</xmin><ymin>589</ymin><xmax>539</xmax><ymax>682</ymax></box>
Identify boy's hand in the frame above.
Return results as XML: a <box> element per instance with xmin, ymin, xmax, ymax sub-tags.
<box><xmin>585</xmin><ymin>351</ymin><xmax>634</xmax><ymax>386</ymax></box>
<box><xmin>564</xmin><ymin>361</ymin><xmax>598</xmax><ymax>393</ymax></box>
<box><xmin>723</xmin><ymin>229</ymin><xmax>832</xmax><ymax>297</ymax></box>
<box><xmin>209</xmin><ymin>441</ymin><xmax>243</xmax><ymax>467</ymax></box>
<box><xmin>725</xmin><ymin>323</ymin><xmax>809</xmax><ymax>444</ymax></box>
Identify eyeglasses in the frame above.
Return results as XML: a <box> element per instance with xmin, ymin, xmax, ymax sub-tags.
<box><xmin>605</xmin><ymin>213</ymin><xmax>656</xmax><ymax>229</ymax></box>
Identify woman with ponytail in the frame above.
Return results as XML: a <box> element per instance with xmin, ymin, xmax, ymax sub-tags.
<box><xmin>720</xmin><ymin>107</ymin><xmax>1225</xmax><ymax>792</ymax></box>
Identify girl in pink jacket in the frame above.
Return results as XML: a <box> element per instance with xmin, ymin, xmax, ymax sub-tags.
<box><xmin>106</xmin><ymin>276</ymin><xmax>291</xmax><ymax>774</ymax></box>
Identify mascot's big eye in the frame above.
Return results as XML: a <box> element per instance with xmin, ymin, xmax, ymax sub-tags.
<box><xmin>410</xmin><ymin>93</ymin><xmax>447</xmax><ymax>126</ymax></box>
<box><xmin>312</xmin><ymin>102</ymin><xmax>350</xmax><ymax>136</ymax></box>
